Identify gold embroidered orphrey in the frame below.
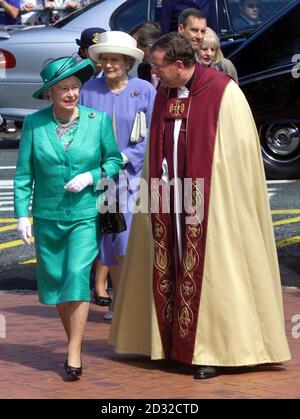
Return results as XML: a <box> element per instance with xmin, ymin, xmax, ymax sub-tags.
<box><xmin>169</xmin><ymin>99</ymin><xmax>185</xmax><ymax>117</ymax></box>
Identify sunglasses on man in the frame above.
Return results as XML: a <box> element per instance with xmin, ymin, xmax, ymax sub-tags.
<box><xmin>246</xmin><ymin>2</ymin><xmax>261</xmax><ymax>8</ymax></box>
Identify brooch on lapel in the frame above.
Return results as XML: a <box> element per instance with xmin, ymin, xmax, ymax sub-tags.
<box><xmin>88</xmin><ymin>112</ymin><xmax>96</xmax><ymax>118</ymax></box>
<box><xmin>130</xmin><ymin>91</ymin><xmax>140</xmax><ymax>98</ymax></box>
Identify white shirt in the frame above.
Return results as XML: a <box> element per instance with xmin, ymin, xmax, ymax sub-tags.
<box><xmin>161</xmin><ymin>86</ymin><xmax>190</xmax><ymax>262</ymax></box>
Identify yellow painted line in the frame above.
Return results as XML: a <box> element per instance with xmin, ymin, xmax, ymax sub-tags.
<box><xmin>271</xmin><ymin>209</ymin><xmax>300</xmax><ymax>215</ymax></box>
<box><xmin>20</xmin><ymin>259</ymin><xmax>36</xmax><ymax>265</ymax></box>
<box><xmin>0</xmin><ymin>217</ymin><xmax>32</xmax><ymax>223</ymax></box>
<box><xmin>0</xmin><ymin>236</ymin><xmax>34</xmax><ymax>250</ymax></box>
<box><xmin>0</xmin><ymin>223</ymin><xmax>17</xmax><ymax>233</ymax></box>
<box><xmin>273</xmin><ymin>216</ymin><xmax>300</xmax><ymax>227</ymax></box>
<box><xmin>276</xmin><ymin>236</ymin><xmax>300</xmax><ymax>249</ymax></box>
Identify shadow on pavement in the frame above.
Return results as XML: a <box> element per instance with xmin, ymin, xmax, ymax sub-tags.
<box><xmin>0</xmin><ymin>138</ymin><xmax>20</xmax><ymax>148</ymax></box>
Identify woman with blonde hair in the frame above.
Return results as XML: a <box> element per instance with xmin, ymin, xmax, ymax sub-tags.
<box><xmin>198</xmin><ymin>27</ymin><xmax>238</xmax><ymax>83</ymax></box>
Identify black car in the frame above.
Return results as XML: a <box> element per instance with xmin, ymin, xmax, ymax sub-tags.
<box><xmin>227</xmin><ymin>1</ymin><xmax>300</xmax><ymax>179</ymax></box>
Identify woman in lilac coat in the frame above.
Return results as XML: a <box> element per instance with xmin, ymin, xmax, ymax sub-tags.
<box><xmin>80</xmin><ymin>31</ymin><xmax>156</xmax><ymax>319</ymax></box>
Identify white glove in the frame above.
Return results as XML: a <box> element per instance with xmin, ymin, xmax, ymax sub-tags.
<box><xmin>64</xmin><ymin>172</ymin><xmax>93</xmax><ymax>193</ymax></box>
<box><xmin>17</xmin><ymin>217</ymin><xmax>32</xmax><ymax>245</ymax></box>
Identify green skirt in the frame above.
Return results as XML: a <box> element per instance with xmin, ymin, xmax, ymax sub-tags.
<box><xmin>33</xmin><ymin>216</ymin><xmax>100</xmax><ymax>305</ymax></box>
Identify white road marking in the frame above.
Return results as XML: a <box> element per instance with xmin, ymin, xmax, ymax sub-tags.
<box><xmin>0</xmin><ymin>180</ymin><xmax>32</xmax><ymax>212</ymax></box>
<box><xmin>0</xmin><ymin>180</ymin><xmax>14</xmax><ymax>212</ymax></box>
<box><xmin>0</xmin><ymin>180</ymin><xmax>13</xmax><ymax>186</ymax></box>
<box><xmin>267</xmin><ymin>180</ymin><xmax>298</xmax><ymax>184</ymax></box>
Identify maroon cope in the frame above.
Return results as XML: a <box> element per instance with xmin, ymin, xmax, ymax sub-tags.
<box><xmin>149</xmin><ymin>63</ymin><xmax>231</xmax><ymax>364</ymax></box>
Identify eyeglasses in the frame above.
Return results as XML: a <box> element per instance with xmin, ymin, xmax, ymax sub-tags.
<box><xmin>246</xmin><ymin>3</ymin><xmax>260</xmax><ymax>8</ymax></box>
<box><xmin>149</xmin><ymin>61</ymin><xmax>172</xmax><ymax>71</ymax></box>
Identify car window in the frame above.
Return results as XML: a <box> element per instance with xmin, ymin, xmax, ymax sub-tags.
<box><xmin>226</xmin><ymin>0</ymin><xmax>296</xmax><ymax>32</ymax></box>
<box><xmin>110</xmin><ymin>0</ymin><xmax>154</xmax><ymax>32</ymax></box>
<box><xmin>228</xmin><ymin>0</ymin><xmax>300</xmax><ymax>77</ymax></box>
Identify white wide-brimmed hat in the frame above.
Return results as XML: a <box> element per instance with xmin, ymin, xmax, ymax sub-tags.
<box><xmin>88</xmin><ymin>31</ymin><xmax>144</xmax><ymax>64</ymax></box>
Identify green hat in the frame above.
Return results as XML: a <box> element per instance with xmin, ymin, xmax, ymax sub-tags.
<box><xmin>33</xmin><ymin>56</ymin><xmax>96</xmax><ymax>100</ymax></box>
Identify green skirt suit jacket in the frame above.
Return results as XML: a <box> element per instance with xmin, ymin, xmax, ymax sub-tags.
<box><xmin>14</xmin><ymin>105</ymin><xmax>123</xmax><ymax>305</ymax></box>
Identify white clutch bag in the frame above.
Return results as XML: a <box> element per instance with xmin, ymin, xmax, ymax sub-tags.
<box><xmin>130</xmin><ymin>111</ymin><xmax>147</xmax><ymax>143</ymax></box>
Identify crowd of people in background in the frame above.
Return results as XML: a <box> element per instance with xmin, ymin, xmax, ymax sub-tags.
<box><xmin>0</xmin><ymin>0</ymin><xmax>95</xmax><ymax>26</ymax></box>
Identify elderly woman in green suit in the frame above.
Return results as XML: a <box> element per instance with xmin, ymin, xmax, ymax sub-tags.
<box><xmin>14</xmin><ymin>56</ymin><xmax>123</xmax><ymax>379</ymax></box>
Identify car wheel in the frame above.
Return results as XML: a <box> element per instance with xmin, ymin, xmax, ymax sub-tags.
<box><xmin>259</xmin><ymin>122</ymin><xmax>300</xmax><ymax>179</ymax></box>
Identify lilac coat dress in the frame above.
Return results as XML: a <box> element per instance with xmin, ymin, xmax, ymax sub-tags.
<box><xmin>80</xmin><ymin>76</ymin><xmax>156</xmax><ymax>265</ymax></box>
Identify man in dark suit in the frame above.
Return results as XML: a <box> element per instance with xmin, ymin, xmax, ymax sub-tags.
<box><xmin>233</xmin><ymin>0</ymin><xmax>262</xmax><ymax>30</ymax></box>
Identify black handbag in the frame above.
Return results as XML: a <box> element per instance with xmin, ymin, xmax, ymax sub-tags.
<box><xmin>100</xmin><ymin>203</ymin><xmax>127</xmax><ymax>234</ymax></box>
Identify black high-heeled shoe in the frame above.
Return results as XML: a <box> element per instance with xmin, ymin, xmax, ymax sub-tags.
<box><xmin>64</xmin><ymin>356</ymin><xmax>82</xmax><ymax>378</ymax></box>
<box><xmin>65</xmin><ymin>363</ymin><xmax>82</xmax><ymax>378</ymax></box>
<box><xmin>93</xmin><ymin>289</ymin><xmax>112</xmax><ymax>306</ymax></box>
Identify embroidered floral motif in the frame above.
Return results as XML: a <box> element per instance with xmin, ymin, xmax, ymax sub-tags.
<box><xmin>164</xmin><ymin>302</ymin><xmax>173</xmax><ymax>324</ymax></box>
<box><xmin>155</xmin><ymin>246</ymin><xmax>168</xmax><ymax>271</ymax></box>
<box><xmin>188</xmin><ymin>224</ymin><xmax>201</xmax><ymax>238</ymax></box>
<box><xmin>181</xmin><ymin>280</ymin><xmax>194</xmax><ymax>297</ymax></box>
<box><xmin>179</xmin><ymin>306</ymin><xmax>192</xmax><ymax>337</ymax></box>
<box><xmin>185</xmin><ymin>248</ymin><xmax>197</xmax><ymax>272</ymax></box>
<box><xmin>160</xmin><ymin>278</ymin><xmax>172</xmax><ymax>295</ymax></box>
<box><xmin>154</xmin><ymin>222</ymin><xmax>164</xmax><ymax>239</ymax></box>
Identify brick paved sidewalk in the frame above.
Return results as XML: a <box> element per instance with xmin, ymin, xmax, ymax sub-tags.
<box><xmin>0</xmin><ymin>288</ymin><xmax>299</xmax><ymax>399</ymax></box>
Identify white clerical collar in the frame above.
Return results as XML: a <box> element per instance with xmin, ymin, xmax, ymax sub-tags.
<box><xmin>177</xmin><ymin>86</ymin><xmax>189</xmax><ymax>98</ymax></box>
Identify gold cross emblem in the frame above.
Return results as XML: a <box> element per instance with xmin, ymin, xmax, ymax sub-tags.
<box><xmin>169</xmin><ymin>100</ymin><xmax>185</xmax><ymax>116</ymax></box>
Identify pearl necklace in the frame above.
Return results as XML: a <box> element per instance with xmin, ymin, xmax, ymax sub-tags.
<box><xmin>52</xmin><ymin>106</ymin><xmax>79</xmax><ymax>128</ymax></box>
<box><xmin>52</xmin><ymin>106</ymin><xmax>79</xmax><ymax>138</ymax></box>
